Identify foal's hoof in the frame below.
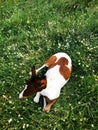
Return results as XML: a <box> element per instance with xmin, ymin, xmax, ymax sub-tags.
<box><xmin>43</xmin><ymin>106</ymin><xmax>50</xmax><ymax>112</ymax></box>
<box><xmin>33</xmin><ymin>97</ymin><xmax>39</xmax><ymax>103</ymax></box>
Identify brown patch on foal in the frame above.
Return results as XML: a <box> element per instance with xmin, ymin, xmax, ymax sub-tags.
<box><xmin>45</xmin><ymin>56</ymin><xmax>71</xmax><ymax>80</ymax></box>
<box><xmin>57</xmin><ymin>57</ymin><xmax>71</xmax><ymax>80</ymax></box>
<box><xmin>57</xmin><ymin>57</ymin><xmax>68</xmax><ymax>66</ymax></box>
<box><xmin>45</xmin><ymin>55</ymin><xmax>57</xmax><ymax>69</ymax></box>
<box><xmin>59</xmin><ymin>65</ymin><xmax>71</xmax><ymax>80</ymax></box>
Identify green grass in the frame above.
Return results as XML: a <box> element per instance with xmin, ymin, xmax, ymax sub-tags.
<box><xmin>0</xmin><ymin>0</ymin><xmax>98</xmax><ymax>129</ymax></box>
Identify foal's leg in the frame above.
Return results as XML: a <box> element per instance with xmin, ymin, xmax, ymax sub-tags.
<box><xmin>43</xmin><ymin>97</ymin><xmax>47</xmax><ymax>111</ymax></box>
<box><xmin>33</xmin><ymin>92</ymin><xmax>40</xmax><ymax>103</ymax></box>
<box><xmin>43</xmin><ymin>97</ymin><xmax>58</xmax><ymax>112</ymax></box>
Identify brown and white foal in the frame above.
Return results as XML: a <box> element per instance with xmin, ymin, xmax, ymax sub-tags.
<box><xmin>19</xmin><ymin>52</ymin><xmax>72</xmax><ymax>112</ymax></box>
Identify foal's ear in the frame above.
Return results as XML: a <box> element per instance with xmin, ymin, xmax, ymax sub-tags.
<box><xmin>31</xmin><ymin>66</ymin><xmax>36</xmax><ymax>76</ymax></box>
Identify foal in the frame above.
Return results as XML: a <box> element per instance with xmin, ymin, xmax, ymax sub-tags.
<box><xmin>19</xmin><ymin>52</ymin><xmax>72</xmax><ymax>112</ymax></box>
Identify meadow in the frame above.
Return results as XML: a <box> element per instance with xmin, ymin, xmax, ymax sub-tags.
<box><xmin>0</xmin><ymin>0</ymin><xmax>98</xmax><ymax>129</ymax></box>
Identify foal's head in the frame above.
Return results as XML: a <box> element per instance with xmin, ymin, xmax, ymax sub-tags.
<box><xmin>19</xmin><ymin>66</ymin><xmax>47</xmax><ymax>99</ymax></box>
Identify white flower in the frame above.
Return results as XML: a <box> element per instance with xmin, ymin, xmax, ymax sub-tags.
<box><xmin>91</xmin><ymin>124</ymin><xmax>94</xmax><ymax>128</ymax></box>
<box><xmin>8</xmin><ymin>118</ymin><xmax>12</xmax><ymax>123</ymax></box>
<box><xmin>26</xmin><ymin>124</ymin><xmax>29</xmax><ymax>127</ymax></box>
<box><xmin>9</xmin><ymin>100</ymin><xmax>13</xmax><ymax>104</ymax></box>
<box><xmin>23</xmin><ymin>124</ymin><xmax>26</xmax><ymax>129</ymax></box>
<box><xmin>18</xmin><ymin>114</ymin><xmax>21</xmax><ymax>117</ymax></box>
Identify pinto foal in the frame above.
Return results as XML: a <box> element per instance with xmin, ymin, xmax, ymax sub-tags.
<box><xmin>19</xmin><ymin>52</ymin><xmax>72</xmax><ymax>112</ymax></box>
